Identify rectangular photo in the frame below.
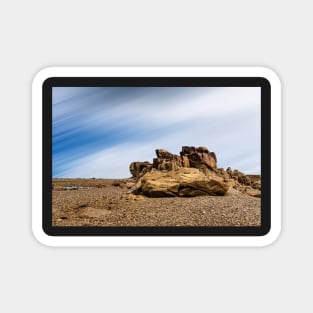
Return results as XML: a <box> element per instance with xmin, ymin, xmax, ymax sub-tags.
<box><xmin>51</xmin><ymin>84</ymin><xmax>264</xmax><ymax>231</ymax></box>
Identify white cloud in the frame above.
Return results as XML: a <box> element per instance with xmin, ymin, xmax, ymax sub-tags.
<box><xmin>54</xmin><ymin>87</ymin><xmax>261</xmax><ymax>177</ymax></box>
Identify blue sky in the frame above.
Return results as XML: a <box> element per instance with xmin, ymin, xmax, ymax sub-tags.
<box><xmin>52</xmin><ymin>87</ymin><xmax>261</xmax><ymax>178</ymax></box>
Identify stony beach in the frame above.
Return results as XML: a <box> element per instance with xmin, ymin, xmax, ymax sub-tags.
<box><xmin>52</xmin><ymin>178</ymin><xmax>261</xmax><ymax>227</ymax></box>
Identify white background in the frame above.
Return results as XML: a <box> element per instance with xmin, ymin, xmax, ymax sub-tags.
<box><xmin>0</xmin><ymin>0</ymin><xmax>311</xmax><ymax>312</ymax></box>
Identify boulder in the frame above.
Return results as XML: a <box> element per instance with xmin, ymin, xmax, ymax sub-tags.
<box><xmin>135</xmin><ymin>168</ymin><xmax>230</xmax><ymax>197</ymax></box>
<box><xmin>129</xmin><ymin>146</ymin><xmax>260</xmax><ymax>198</ymax></box>
<box><xmin>155</xmin><ymin>149</ymin><xmax>174</xmax><ymax>159</ymax></box>
<box><xmin>129</xmin><ymin>161</ymin><xmax>152</xmax><ymax>178</ymax></box>
<box><xmin>137</xmin><ymin>170</ymin><xmax>180</xmax><ymax>197</ymax></box>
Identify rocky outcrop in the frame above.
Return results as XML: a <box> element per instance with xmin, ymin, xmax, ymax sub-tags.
<box><xmin>135</xmin><ymin>168</ymin><xmax>230</xmax><ymax>197</ymax></box>
<box><xmin>130</xmin><ymin>146</ymin><xmax>261</xmax><ymax>198</ymax></box>
<box><xmin>151</xmin><ymin>146</ymin><xmax>218</xmax><ymax>175</ymax></box>
<box><xmin>181</xmin><ymin>146</ymin><xmax>217</xmax><ymax>170</ymax></box>
<box><xmin>153</xmin><ymin>149</ymin><xmax>184</xmax><ymax>172</ymax></box>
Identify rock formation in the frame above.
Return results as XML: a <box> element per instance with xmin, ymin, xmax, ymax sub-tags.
<box><xmin>130</xmin><ymin>146</ymin><xmax>218</xmax><ymax>178</ymax></box>
<box><xmin>129</xmin><ymin>146</ymin><xmax>261</xmax><ymax>198</ymax></box>
<box><xmin>137</xmin><ymin>168</ymin><xmax>229</xmax><ymax>197</ymax></box>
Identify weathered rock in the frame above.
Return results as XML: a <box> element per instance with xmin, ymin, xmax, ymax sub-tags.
<box><xmin>155</xmin><ymin>149</ymin><xmax>174</xmax><ymax>159</ymax></box>
<box><xmin>201</xmin><ymin>152</ymin><xmax>217</xmax><ymax>169</ymax></box>
<box><xmin>181</xmin><ymin>155</ymin><xmax>190</xmax><ymax>167</ymax></box>
<box><xmin>130</xmin><ymin>146</ymin><xmax>218</xmax><ymax>178</ymax></box>
<box><xmin>129</xmin><ymin>146</ymin><xmax>261</xmax><ymax>198</ymax></box>
<box><xmin>226</xmin><ymin>167</ymin><xmax>233</xmax><ymax>176</ymax></box>
<box><xmin>129</xmin><ymin>161</ymin><xmax>152</xmax><ymax>178</ymax></box>
<box><xmin>217</xmin><ymin>168</ymin><xmax>230</xmax><ymax>179</ymax></box>
<box><xmin>238</xmin><ymin>175</ymin><xmax>251</xmax><ymax>185</ymax></box>
<box><xmin>181</xmin><ymin>146</ymin><xmax>196</xmax><ymax>155</ymax></box>
<box><xmin>180</xmin><ymin>146</ymin><xmax>217</xmax><ymax>169</ymax></box>
<box><xmin>135</xmin><ymin>168</ymin><xmax>230</xmax><ymax>197</ymax></box>
<box><xmin>190</xmin><ymin>162</ymin><xmax>216</xmax><ymax>177</ymax></box>
<box><xmin>226</xmin><ymin>167</ymin><xmax>256</xmax><ymax>187</ymax></box>
<box><xmin>197</xmin><ymin>146</ymin><xmax>209</xmax><ymax>153</ymax></box>
<box><xmin>178</xmin><ymin>187</ymin><xmax>209</xmax><ymax>197</ymax></box>
<box><xmin>153</xmin><ymin>154</ymin><xmax>183</xmax><ymax>171</ymax></box>
<box><xmin>138</xmin><ymin>170</ymin><xmax>180</xmax><ymax>197</ymax></box>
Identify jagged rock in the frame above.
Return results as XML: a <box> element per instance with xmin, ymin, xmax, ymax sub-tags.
<box><xmin>129</xmin><ymin>161</ymin><xmax>152</xmax><ymax>178</ymax></box>
<box><xmin>135</xmin><ymin>168</ymin><xmax>230</xmax><ymax>197</ymax></box>
<box><xmin>217</xmin><ymin>168</ymin><xmax>230</xmax><ymax>179</ymax></box>
<box><xmin>153</xmin><ymin>154</ymin><xmax>183</xmax><ymax>171</ymax></box>
<box><xmin>181</xmin><ymin>146</ymin><xmax>196</xmax><ymax>155</ymax></box>
<box><xmin>155</xmin><ymin>149</ymin><xmax>174</xmax><ymax>159</ymax></box>
<box><xmin>182</xmin><ymin>155</ymin><xmax>190</xmax><ymax>167</ymax></box>
<box><xmin>151</xmin><ymin>146</ymin><xmax>218</xmax><ymax>174</ymax></box>
<box><xmin>197</xmin><ymin>146</ymin><xmax>209</xmax><ymax>153</ymax></box>
<box><xmin>226</xmin><ymin>167</ymin><xmax>256</xmax><ymax>187</ymax></box>
<box><xmin>180</xmin><ymin>146</ymin><xmax>217</xmax><ymax>169</ymax></box>
<box><xmin>129</xmin><ymin>146</ymin><xmax>261</xmax><ymax>198</ymax></box>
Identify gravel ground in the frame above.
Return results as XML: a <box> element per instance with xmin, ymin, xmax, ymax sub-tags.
<box><xmin>52</xmin><ymin>179</ymin><xmax>261</xmax><ymax>227</ymax></box>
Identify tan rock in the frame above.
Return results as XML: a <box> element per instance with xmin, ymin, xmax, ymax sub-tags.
<box><xmin>129</xmin><ymin>145</ymin><xmax>259</xmax><ymax>198</ymax></box>
<box><xmin>136</xmin><ymin>168</ymin><xmax>229</xmax><ymax>197</ymax></box>
<box><xmin>181</xmin><ymin>155</ymin><xmax>190</xmax><ymax>167</ymax></box>
<box><xmin>139</xmin><ymin>170</ymin><xmax>180</xmax><ymax>197</ymax></box>
<box><xmin>245</xmin><ymin>187</ymin><xmax>261</xmax><ymax>198</ymax></box>
<box><xmin>181</xmin><ymin>146</ymin><xmax>217</xmax><ymax>169</ymax></box>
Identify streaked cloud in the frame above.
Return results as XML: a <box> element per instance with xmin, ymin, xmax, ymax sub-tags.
<box><xmin>53</xmin><ymin>87</ymin><xmax>261</xmax><ymax>178</ymax></box>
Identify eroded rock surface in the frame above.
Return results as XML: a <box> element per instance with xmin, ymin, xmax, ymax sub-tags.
<box><xmin>136</xmin><ymin>168</ymin><xmax>230</xmax><ymax>197</ymax></box>
<box><xmin>129</xmin><ymin>161</ymin><xmax>152</xmax><ymax>178</ymax></box>
<box><xmin>130</xmin><ymin>146</ymin><xmax>261</xmax><ymax>198</ymax></box>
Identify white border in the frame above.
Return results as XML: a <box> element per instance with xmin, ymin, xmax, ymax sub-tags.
<box><xmin>32</xmin><ymin>67</ymin><xmax>281</xmax><ymax>247</ymax></box>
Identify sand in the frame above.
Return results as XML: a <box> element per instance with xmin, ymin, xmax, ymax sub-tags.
<box><xmin>52</xmin><ymin>178</ymin><xmax>261</xmax><ymax>227</ymax></box>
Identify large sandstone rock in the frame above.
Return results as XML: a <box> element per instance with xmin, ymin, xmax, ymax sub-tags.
<box><xmin>129</xmin><ymin>146</ymin><xmax>261</xmax><ymax>198</ymax></box>
<box><xmin>135</xmin><ymin>168</ymin><xmax>230</xmax><ymax>197</ymax></box>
